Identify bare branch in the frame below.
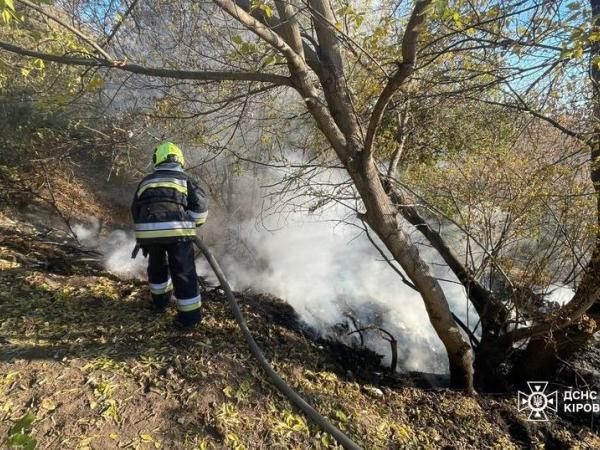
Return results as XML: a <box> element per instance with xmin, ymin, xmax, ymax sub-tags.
<box><xmin>209</xmin><ymin>0</ymin><xmax>350</xmax><ymax>159</ymax></box>
<box><xmin>465</xmin><ymin>95</ymin><xmax>584</xmax><ymax>142</ymax></box>
<box><xmin>102</xmin><ymin>0</ymin><xmax>141</xmax><ymax>48</ymax></box>
<box><xmin>451</xmin><ymin>313</ymin><xmax>480</xmax><ymax>348</ymax></box>
<box><xmin>16</xmin><ymin>0</ymin><xmax>114</xmax><ymax>61</ymax></box>
<box><xmin>384</xmin><ymin>182</ymin><xmax>506</xmax><ymax>322</ymax></box>
<box><xmin>0</xmin><ymin>40</ymin><xmax>293</xmax><ymax>85</ymax></box>
<box><xmin>386</xmin><ymin>103</ymin><xmax>410</xmax><ymax>177</ymax></box>
<box><xmin>360</xmin><ymin>219</ymin><xmax>417</xmax><ymax>291</ymax></box>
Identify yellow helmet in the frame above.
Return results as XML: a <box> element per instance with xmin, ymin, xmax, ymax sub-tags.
<box><xmin>153</xmin><ymin>141</ymin><xmax>185</xmax><ymax>167</ymax></box>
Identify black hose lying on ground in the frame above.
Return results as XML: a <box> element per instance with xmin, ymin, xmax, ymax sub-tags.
<box><xmin>193</xmin><ymin>237</ymin><xmax>363</xmax><ymax>450</ymax></box>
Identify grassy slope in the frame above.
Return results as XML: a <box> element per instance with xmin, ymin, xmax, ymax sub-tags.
<box><xmin>0</xmin><ymin>213</ymin><xmax>599</xmax><ymax>450</ymax></box>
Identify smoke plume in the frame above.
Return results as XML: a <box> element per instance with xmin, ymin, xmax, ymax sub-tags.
<box><xmin>75</xmin><ymin>156</ymin><xmax>475</xmax><ymax>375</ymax></box>
<box><xmin>73</xmin><ymin>219</ymin><xmax>147</xmax><ymax>278</ymax></box>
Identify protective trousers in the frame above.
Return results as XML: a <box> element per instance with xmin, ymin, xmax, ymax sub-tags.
<box><xmin>145</xmin><ymin>241</ymin><xmax>201</xmax><ymax>326</ymax></box>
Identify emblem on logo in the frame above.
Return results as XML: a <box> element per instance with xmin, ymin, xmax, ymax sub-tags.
<box><xmin>518</xmin><ymin>381</ymin><xmax>558</xmax><ymax>421</ymax></box>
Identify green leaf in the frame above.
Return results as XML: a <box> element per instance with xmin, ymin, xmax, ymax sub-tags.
<box><xmin>264</xmin><ymin>54</ymin><xmax>275</xmax><ymax>66</ymax></box>
<box><xmin>222</xmin><ymin>385</ymin><xmax>233</xmax><ymax>398</ymax></box>
<box><xmin>6</xmin><ymin>433</ymin><xmax>37</xmax><ymax>450</ymax></box>
<box><xmin>239</xmin><ymin>42</ymin><xmax>254</xmax><ymax>55</ymax></box>
<box><xmin>560</xmin><ymin>48</ymin><xmax>574</xmax><ymax>59</ymax></box>
<box><xmin>250</xmin><ymin>0</ymin><xmax>273</xmax><ymax>19</ymax></box>
<box><xmin>452</xmin><ymin>11</ymin><xmax>463</xmax><ymax>30</ymax></box>
<box><xmin>589</xmin><ymin>32</ymin><xmax>600</xmax><ymax>42</ymax></box>
<box><xmin>9</xmin><ymin>412</ymin><xmax>36</xmax><ymax>435</ymax></box>
<box><xmin>354</xmin><ymin>13</ymin><xmax>364</xmax><ymax>28</ymax></box>
<box><xmin>7</xmin><ymin>412</ymin><xmax>36</xmax><ymax>450</ymax></box>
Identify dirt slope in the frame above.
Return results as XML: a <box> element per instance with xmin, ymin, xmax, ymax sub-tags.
<box><xmin>0</xmin><ymin>213</ymin><xmax>599</xmax><ymax>449</ymax></box>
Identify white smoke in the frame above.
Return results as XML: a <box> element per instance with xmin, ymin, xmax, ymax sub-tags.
<box><xmin>218</xmin><ymin>210</ymin><xmax>470</xmax><ymax>374</ymax></box>
<box><xmin>77</xmin><ymin>154</ymin><xmax>473</xmax><ymax>375</ymax></box>
<box><xmin>187</xmin><ymin>153</ymin><xmax>475</xmax><ymax>374</ymax></box>
<box><xmin>74</xmin><ymin>220</ymin><xmax>147</xmax><ymax>278</ymax></box>
<box><xmin>102</xmin><ymin>230</ymin><xmax>147</xmax><ymax>278</ymax></box>
<box><xmin>75</xmin><ymin>212</ymin><xmax>468</xmax><ymax>373</ymax></box>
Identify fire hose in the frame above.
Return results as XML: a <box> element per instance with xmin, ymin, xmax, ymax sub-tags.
<box><xmin>192</xmin><ymin>237</ymin><xmax>363</xmax><ymax>450</ymax></box>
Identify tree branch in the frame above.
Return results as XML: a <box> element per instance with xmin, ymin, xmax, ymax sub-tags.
<box><xmin>451</xmin><ymin>312</ymin><xmax>480</xmax><ymax>348</ymax></box>
<box><xmin>387</xmin><ymin>103</ymin><xmax>410</xmax><ymax>178</ymax></box>
<box><xmin>384</xmin><ymin>183</ymin><xmax>506</xmax><ymax>323</ymax></box>
<box><xmin>274</xmin><ymin>0</ymin><xmax>305</xmax><ymax>59</ymax></box>
<box><xmin>16</xmin><ymin>0</ymin><xmax>114</xmax><ymax>61</ymax></box>
<box><xmin>212</xmin><ymin>0</ymin><xmax>306</xmax><ymax>70</ymax></box>
<box><xmin>102</xmin><ymin>0</ymin><xmax>141</xmax><ymax>48</ymax></box>
<box><xmin>0</xmin><ymin>40</ymin><xmax>293</xmax><ymax>85</ymax></box>
<box><xmin>211</xmin><ymin>0</ymin><xmax>349</xmax><ymax>161</ymax></box>
<box><xmin>508</xmin><ymin>247</ymin><xmax>600</xmax><ymax>342</ymax></box>
<box><xmin>360</xmin><ymin>219</ymin><xmax>417</xmax><ymax>291</ymax></box>
<box><xmin>363</xmin><ymin>0</ymin><xmax>432</xmax><ymax>158</ymax></box>
<box><xmin>308</xmin><ymin>0</ymin><xmax>362</xmax><ymax>141</ymax></box>
<box><xmin>464</xmin><ymin>95</ymin><xmax>584</xmax><ymax>142</ymax></box>
<box><xmin>234</xmin><ymin>0</ymin><xmax>323</xmax><ymax>74</ymax></box>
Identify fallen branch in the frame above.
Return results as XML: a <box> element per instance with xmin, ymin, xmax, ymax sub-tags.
<box><xmin>348</xmin><ymin>324</ymin><xmax>398</xmax><ymax>373</ymax></box>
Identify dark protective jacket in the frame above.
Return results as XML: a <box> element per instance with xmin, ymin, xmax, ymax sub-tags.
<box><xmin>131</xmin><ymin>162</ymin><xmax>208</xmax><ymax>244</ymax></box>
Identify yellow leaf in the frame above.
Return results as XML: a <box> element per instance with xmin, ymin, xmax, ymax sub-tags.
<box><xmin>222</xmin><ymin>386</ymin><xmax>233</xmax><ymax>398</ymax></box>
<box><xmin>41</xmin><ymin>398</ymin><xmax>56</xmax><ymax>411</ymax></box>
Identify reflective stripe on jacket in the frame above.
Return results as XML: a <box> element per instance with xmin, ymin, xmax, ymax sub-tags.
<box><xmin>131</xmin><ymin>163</ymin><xmax>209</xmax><ymax>244</ymax></box>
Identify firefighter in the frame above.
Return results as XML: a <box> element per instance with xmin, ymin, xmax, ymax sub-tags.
<box><xmin>131</xmin><ymin>142</ymin><xmax>208</xmax><ymax>328</ymax></box>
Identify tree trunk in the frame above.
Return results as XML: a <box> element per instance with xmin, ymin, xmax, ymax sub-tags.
<box><xmin>254</xmin><ymin>0</ymin><xmax>475</xmax><ymax>391</ymax></box>
<box><xmin>352</xmin><ymin>157</ymin><xmax>475</xmax><ymax>392</ymax></box>
<box><xmin>473</xmin><ymin>334</ymin><xmax>512</xmax><ymax>391</ymax></box>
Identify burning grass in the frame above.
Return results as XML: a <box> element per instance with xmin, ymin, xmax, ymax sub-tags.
<box><xmin>0</xmin><ymin>213</ymin><xmax>598</xmax><ymax>449</ymax></box>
